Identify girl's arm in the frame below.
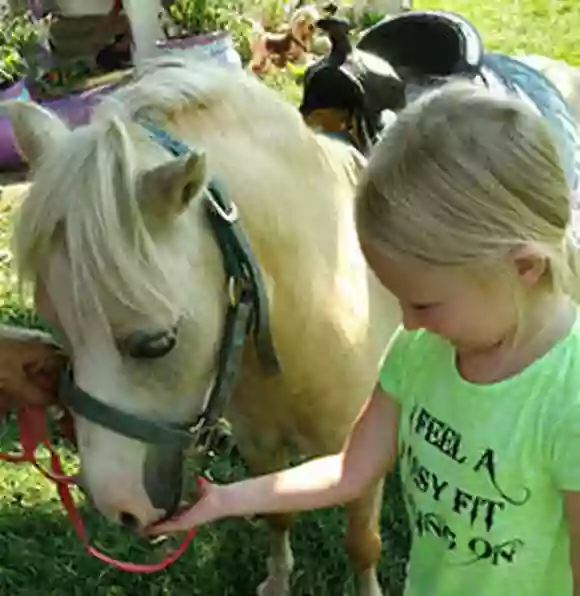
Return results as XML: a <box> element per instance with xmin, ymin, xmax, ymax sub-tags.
<box><xmin>147</xmin><ymin>385</ymin><xmax>400</xmax><ymax>534</ymax></box>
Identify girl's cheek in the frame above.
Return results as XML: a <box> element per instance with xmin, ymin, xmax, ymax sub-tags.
<box><xmin>421</xmin><ymin>308</ymin><xmax>452</xmax><ymax>334</ymax></box>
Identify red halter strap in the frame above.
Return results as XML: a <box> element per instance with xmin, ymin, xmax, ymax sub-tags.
<box><xmin>0</xmin><ymin>406</ymin><xmax>197</xmax><ymax>573</ymax></box>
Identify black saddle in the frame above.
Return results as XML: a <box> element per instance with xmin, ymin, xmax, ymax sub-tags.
<box><xmin>299</xmin><ymin>11</ymin><xmax>485</xmax><ymax>152</ymax></box>
<box><xmin>357</xmin><ymin>10</ymin><xmax>484</xmax><ymax>81</ymax></box>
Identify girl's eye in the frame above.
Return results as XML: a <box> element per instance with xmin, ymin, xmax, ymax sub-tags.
<box><xmin>411</xmin><ymin>303</ymin><xmax>439</xmax><ymax>312</ymax></box>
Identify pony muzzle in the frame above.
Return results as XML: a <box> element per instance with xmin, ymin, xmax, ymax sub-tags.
<box><xmin>143</xmin><ymin>443</ymin><xmax>185</xmax><ymax>522</ymax></box>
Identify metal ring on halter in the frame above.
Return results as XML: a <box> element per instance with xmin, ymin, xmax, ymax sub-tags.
<box><xmin>205</xmin><ymin>189</ymin><xmax>239</xmax><ymax>223</ymax></box>
<box><xmin>228</xmin><ymin>276</ymin><xmax>248</xmax><ymax>307</ymax></box>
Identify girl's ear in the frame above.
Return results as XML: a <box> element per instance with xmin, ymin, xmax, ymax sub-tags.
<box><xmin>509</xmin><ymin>245</ymin><xmax>549</xmax><ymax>286</ymax></box>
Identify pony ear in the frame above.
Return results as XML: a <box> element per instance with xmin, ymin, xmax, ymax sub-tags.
<box><xmin>139</xmin><ymin>150</ymin><xmax>207</xmax><ymax>222</ymax></box>
<box><xmin>0</xmin><ymin>100</ymin><xmax>69</xmax><ymax>167</ymax></box>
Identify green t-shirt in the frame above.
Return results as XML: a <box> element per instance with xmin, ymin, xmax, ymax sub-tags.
<box><xmin>379</xmin><ymin>315</ymin><xmax>580</xmax><ymax>596</ymax></box>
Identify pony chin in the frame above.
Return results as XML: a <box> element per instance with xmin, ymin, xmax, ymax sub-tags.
<box><xmin>74</xmin><ymin>419</ymin><xmax>163</xmax><ymax>528</ymax></box>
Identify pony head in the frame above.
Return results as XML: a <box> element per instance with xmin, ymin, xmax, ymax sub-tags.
<box><xmin>3</xmin><ymin>65</ymin><xmax>235</xmax><ymax>530</ymax></box>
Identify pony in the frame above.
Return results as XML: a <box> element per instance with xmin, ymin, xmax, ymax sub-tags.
<box><xmin>2</xmin><ymin>55</ymin><xmax>402</xmax><ymax>596</ymax></box>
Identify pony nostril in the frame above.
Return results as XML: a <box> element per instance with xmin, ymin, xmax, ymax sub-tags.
<box><xmin>119</xmin><ymin>511</ymin><xmax>139</xmax><ymax>531</ymax></box>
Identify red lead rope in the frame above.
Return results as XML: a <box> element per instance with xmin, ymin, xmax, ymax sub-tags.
<box><xmin>0</xmin><ymin>406</ymin><xmax>197</xmax><ymax>573</ymax></box>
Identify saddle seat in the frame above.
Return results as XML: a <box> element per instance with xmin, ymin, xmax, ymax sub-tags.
<box><xmin>357</xmin><ymin>10</ymin><xmax>485</xmax><ymax>83</ymax></box>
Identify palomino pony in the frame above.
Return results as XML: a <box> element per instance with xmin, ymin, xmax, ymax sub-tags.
<box><xmin>2</xmin><ymin>56</ymin><xmax>401</xmax><ymax>595</ymax></box>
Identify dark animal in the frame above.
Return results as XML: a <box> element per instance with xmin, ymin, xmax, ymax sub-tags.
<box><xmin>299</xmin><ymin>11</ymin><xmax>486</xmax><ymax>152</ymax></box>
<box><xmin>300</xmin><ymin>9</ymin><xmax>580</xmax><ymax>189</ymax></box>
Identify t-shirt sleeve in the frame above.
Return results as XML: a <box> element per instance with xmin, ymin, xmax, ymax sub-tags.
<box><xmin>549</xmin><ymin>398</ymin><xmax>580</xmax><ymax>491</ymax></box>
<box><xmin>378</xmin><ymin>325</ymin><xmax>418</xmax><ymax>405</ymax></box>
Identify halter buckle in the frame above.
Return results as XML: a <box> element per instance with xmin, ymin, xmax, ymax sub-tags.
<box><xmin>206</xmin><ymin>190</ymin><xmax>239</xmax><ymax>223</ymax></box>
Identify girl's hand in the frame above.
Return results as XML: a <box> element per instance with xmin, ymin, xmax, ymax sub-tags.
<box><xmin>146</xmin><ymin>383</ymin><xmax>400</xmax><ymax>536</ymax></box>
<box><xmin>145</xmin><ymin>479</ymin><xmax>223</xmax><ymax>536</ymax></box>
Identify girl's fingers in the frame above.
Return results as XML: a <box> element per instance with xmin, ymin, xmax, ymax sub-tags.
<box><xmin>145</xmin><ymin>478</ymin><xmax>215</xmax><ymax>536</ymax></box>
<box><xmin>145</xmin><ymin>507</ymin><xmax>196</xmax><ymax>535</ymax></box>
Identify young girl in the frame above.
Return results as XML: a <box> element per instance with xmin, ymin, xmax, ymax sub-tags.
<box><xmin>147</xmin><ymin>81</ymin><xmax>580</xmax><ymax>595</ymax></box>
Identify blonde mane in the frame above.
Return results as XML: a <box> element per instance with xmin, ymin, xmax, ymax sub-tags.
<box><xmin>12</xmin><ymin>57</ymin><xmax>358</xmax><ymax>345</ymax></box>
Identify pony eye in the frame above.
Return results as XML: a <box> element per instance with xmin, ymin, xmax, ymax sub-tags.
<box><xmin>118</xmin><ymin>324</ymin><xmax>179</xmax><ymax>359</ymax></box>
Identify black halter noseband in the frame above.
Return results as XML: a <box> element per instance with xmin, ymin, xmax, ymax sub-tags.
<box><xmin>59</xmin><ymin>122</ymin><xmax>281</xmax><ymax>450</ymax></box>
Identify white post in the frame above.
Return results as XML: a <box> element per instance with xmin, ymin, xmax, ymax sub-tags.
<box><xmin>46</xmin><ymin>0</ymin><xmax>165</xmax><ymax>67</ymax></box>
<box><xmin>122</xmin><ymin>0</ymin><xmax>164</xmax><ymax>66</ymax></box>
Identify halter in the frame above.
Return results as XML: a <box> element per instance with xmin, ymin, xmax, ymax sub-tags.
<box><xmin>59</xmin><ymin>128</ymin><xmax>281</xmax><ymax>447</ymax></box>
<box><xmin>0</xmin><ymin>122</ymin><xmax>281</xmax><ymax>572</ymax></box>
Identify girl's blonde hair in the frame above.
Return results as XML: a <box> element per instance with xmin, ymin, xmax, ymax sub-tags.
<box><xmin>355</xmin><ymin>80</ymin><xmax>580</xmax><ymax>301</ymax></box>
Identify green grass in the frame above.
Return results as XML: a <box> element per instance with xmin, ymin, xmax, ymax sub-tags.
<box><xmin>415</xmin><ymin>0</ymin><xmax>580</xmax><ymax>65</ymax></box>
<box><xmin>0</xmin><ymin>1</ymin><xmax>579</xmax><ymax>593</ymax></box>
